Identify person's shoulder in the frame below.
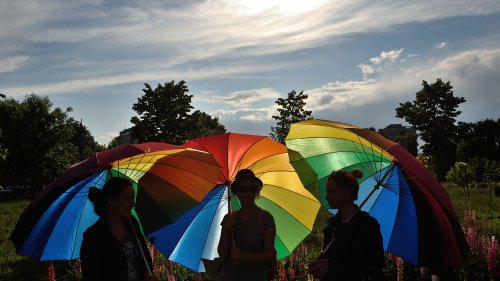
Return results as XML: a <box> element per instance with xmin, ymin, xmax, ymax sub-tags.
<box><xmin>357</xmin><ymin>211</ymin><xmax>380</xmax><ymax>226</ymax></box>
<box><xmin>83</xmin><ymin>218</ymin><xmax>105</xmax><ymax>238</ymax></box>
<box><xmin>258</xmin><ymin>208</ymin><xmax>274</xmax><ymax>221</ymax></box>
<box><xmin>259</xmin><ymin>208</ymin><xmax>273</xmax><ymax>217</ymax></box>
<box><xmin>258</xmin><ymin>208</ymin><xmax>275</xmax><ymax>226</ymax></box>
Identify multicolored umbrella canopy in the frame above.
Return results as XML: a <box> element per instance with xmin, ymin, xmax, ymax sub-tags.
<box><xmin>149</xmin><ymin>133</ymin><xmax>321</xmax><ymax>272</ymax></box>
<box><xmin>285</xmin><ymin>119</ymin><xmax>468</xmax><ymax>269</ymax></box>
<box><xmin>10</xmin><ymin>143</ymin><xmax>221</xmax><ymax>261</ymax></box>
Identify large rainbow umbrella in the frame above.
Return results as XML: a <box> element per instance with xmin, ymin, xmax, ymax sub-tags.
<box><xmin>149</xmin><ymin>133</ymin><xmax>321</xmax><ymax>272</ymax></box>
<box><xmin>285</xmin><ymin>119</ymin><xmax>468</xmax><ymax>269</ymax></box>
<box><xmin>10</xmin><ymin>143</ymin><xmax>221</xmax><ymax>261</ymax></box>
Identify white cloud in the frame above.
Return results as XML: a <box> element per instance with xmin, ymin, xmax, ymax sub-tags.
<box><xmin>0</xmin><ymin>56</ymin><xmax>30</xmax><ymax>73</ymax></box>
<box><xmin>358</xmin><ymin>64</ymin><xmax>375</xmax><ymax>76</ymax></box>
<box><xmin>436</xmin><ymin>42</ymin><xmax>447</xmax><ymax>48</ymax></box>
<box><xmin>3</xmin><ymin>1</ymin><xmax>500</xmax><ymax>74</ymax></box>
<box><xmin>3</xmin><ymin>63</ymin><xmax>285</xmax><ymax>97</ymax></box>
<box><xmin>203</xmin><ymin>88</ymin><xmax>280</xmax><ymax>107</ymax></box>
<box><xmin>306</xmin><ymin>46</ymin><xmax>500</xmax><ymax>128</ymax></box>
<box><xmin>369</xmin><ymin>48</ymin><xmax>404</xmax><ymax>65</ymax></box>
<box><xmin>212</xmin><ymin>105</ymin><xmax>277</xmax><ymax>122</ymax></box>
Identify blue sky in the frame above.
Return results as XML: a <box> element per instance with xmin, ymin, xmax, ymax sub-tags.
<box><xmin>1</xmin><ymin>0</ymin><xmax>500</xmax><ymax>144</ymax></box>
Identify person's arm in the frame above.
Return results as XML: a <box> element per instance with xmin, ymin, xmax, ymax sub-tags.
<box><xmin>217</xmin><ymin>213</ymin><xmax>235</xmax><ymax>260</ymax></box>
<box><xmin>363</xmin><ymin>217</ymin><xmax>385</xmax><ymax>278</ymax></box>
<box><xmin>80</xmin><ymin>231</ymin><xmax>101</xmax><ymax>281</ymax></box>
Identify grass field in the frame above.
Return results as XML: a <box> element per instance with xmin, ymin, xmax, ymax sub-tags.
<box><xmin>0</xmin><ymin>200</ymin><xmax>46</xmax><ymax>281</ymax></box>
<box><xmin>444</xmin><ymin>184</ymin><xmax>500</xmax><ymax>235</ymax></box>
<box><xmin>0</xmin><ymin>183</ymin><xmax>498</xmax><ymax>280</ymax></box>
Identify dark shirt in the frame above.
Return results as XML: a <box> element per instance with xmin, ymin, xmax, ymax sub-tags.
<box><xmin>322</xmin><ymin>210</ymin><xmax>385</xmax><ymax>281</ymax></box>
<box><xmin>80</xmin><ymin>217</ymin><xmax>152</xmax><ymax>281</ymax></box>
<box><xmin>219</xmin><ymin>208</ymin><xmax>275</xmax><ymax>281</ymax></box>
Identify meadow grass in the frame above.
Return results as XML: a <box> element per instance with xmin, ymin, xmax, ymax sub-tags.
<box><xmin>0</xmin><ymin>183</ymin><xmax>498</xmax><ymax>280</ymax></box>
<box><xmin>0</xmin><ymin>200</ymin><xmax>46</xmax><ymax>281</ymax></box>
<box><xmin>444</xmin><ymin>184</ymin><xmax>500</xmax><ymax>235</ymax></box>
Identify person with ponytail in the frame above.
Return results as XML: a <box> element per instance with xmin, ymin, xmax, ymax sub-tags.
<box><xmin>308</xmin><ymin>169</ymin><xmax>385</xmax><ymax>281</ymax></box>
<box><xmin>80</xmin><ymin>177</ymin><xmax>154</xmax><ymax>281</ymax></box>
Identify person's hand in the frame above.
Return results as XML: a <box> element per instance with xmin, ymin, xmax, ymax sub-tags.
<box><xmin>308</xmin><ymin>258</ymin><xmax>329</xmax><ymax>278</ymax></box>
<box><xmin>221</xmin><ymin>213</ymin><xmax>236</xmax><ymax>232</ymax></box>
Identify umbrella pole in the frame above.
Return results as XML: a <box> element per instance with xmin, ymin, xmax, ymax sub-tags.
<box><xmin>128</xmin><ymin>217</ymin><xmax>153</xmax><ymax>277</ymax></box>
<box><xmin>226</xmin><ymin>183</ymin><xmax>235</xmax><ymax>248</ymax></box>
<box><xmin>359</xmin><ymin>162</ymin><xmax>397</xmax><ymax>209</ymax></box>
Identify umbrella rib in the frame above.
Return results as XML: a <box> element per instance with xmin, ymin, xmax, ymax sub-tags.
<box><xmin>185</xmin><ymin>190</ymin><xmax>227</xmax><ymax>267</ymax></box>
<box><xmin>358</xmin><ymin>135</ymin><xmax>383</xmax><ymax>182</ymax></box>
<box><xmin>257</xmin><ymin>180</ymin><xmax>323</xmax><ymax>204</ymax></box>
<box><xmin>230</xmin><ymin>136</ymin><xmax>271</xmax><ymax>177</ymax></box>
<box><xmin>70</xmin><ymin>185</ymin><xmax>94</xmax><ymax>258</ymax></box>
<box><xmin>136</xmin><ymin>160</ymin><xmax>218</xmax><ymax>185</ymax></box>
<box><xmin>66</xmin><ymin>171</ymin><xmax>108</xmax><ymax>257</ymax></box>
<box><xmin>258</xmin><ymin>196</ymin><xmax>313</xmax><ymax>242</ymax></box>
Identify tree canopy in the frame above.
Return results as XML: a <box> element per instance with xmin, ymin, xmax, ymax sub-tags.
<box><xmin>0</xmin><ymin>95</ymin><xmax>103</xmax><ymax>192</ymax></box>
<box><xmin>456</xmin><ymin>118</ymin><xmax>500</xmax><ymax>162</ymax></box>
<box><xmin>396</xmin><ymin>79</ymin><xmax>465</xmax><ymax>180</ymax></box>
<box><xmin>270</xmin><ymin>90</ymin><xmax>313</xmax><ymax>143</ymax></box>
<box><xmin>130</xmin><ymin>80</ymin><xmax>226</xmax><ymax>144</ymax></box>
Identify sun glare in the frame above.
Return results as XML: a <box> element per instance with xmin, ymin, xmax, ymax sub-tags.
<box><xmin>234</xmin><ymin>0</ymin><xmax>327</xmax><ymax>16</ymax></box>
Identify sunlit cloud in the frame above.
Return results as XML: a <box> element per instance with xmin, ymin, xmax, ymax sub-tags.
<box><xmin>2</xmin><ymin>0</ymin><xmax>500</xmax><ymax>142</ymax></box>
<box><xmin>212</xmin><ymin>105</ymin><xmax>277</xmax><ymax>122</ymax></box>
<box><xmin>2</xmin><ymin>1</ymin><xmax>500</xmax><ymax>91</ymax></box>
<box><xmin>369</xmin><ymin>49</ymin><xmax>404</xmax><ymax>65</ymax></box>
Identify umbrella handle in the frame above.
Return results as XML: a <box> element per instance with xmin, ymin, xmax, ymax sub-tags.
<box><xmin>128</xmin><ymin>218</ymin><xmax>153</xmax><ymax>277</ymax></box>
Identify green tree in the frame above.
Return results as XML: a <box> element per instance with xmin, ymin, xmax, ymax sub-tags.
<box><xmin>394</xmin><ymin>132</ymin><xmax>418</xmax><ymax>156</ymax></box>
<box><xmin>0</xmin><ymin>95</ymin><xmax>101</xmax><ymax>192</ymax></box>
<box><xmin>395</xmin><ymin>79</ymin><xmax>466</xmax><ymax>180</ymax></box>
<box><xmin>483</xmin><ymin>159</ymin><xmax>500</xmax><ymax>206</ymax></box>
<box><xmin>130</xmin><ymin>80</ymin><xmax>225</xmax><ymax>144</ymax></box>
<box><xmin>183</xmin><ymin>110</ymin><xmax>226</xmax><ymax>140</ymax></box>
<box><xmin>270</xmin><ymin>90</ymin><xmax>313</xmax><ymax>143</ymax></box>
<box><xmin>446</xmin><ymin>161</ymin><xmax>474</xmax><ymax>201</ymax></box>
<box><xmin>456</xmin><ymin>119</ymin><xmax>500</xmax><ymax>162</ymax></box>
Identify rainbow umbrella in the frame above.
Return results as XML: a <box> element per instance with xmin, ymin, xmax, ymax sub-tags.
<box><xmin>149</xmin><ymin>133</ymin><xmax>321</xmax><ymax>272</ymax></box>
<box><xmin>285</xmin><ymin>119</ymin><xmax>468</xmax><ymax>269</ymax></box>
<box><xmin>10</xmin><ymin>143</ymin><xmax>221</xmax><ymax>261</ymax></box>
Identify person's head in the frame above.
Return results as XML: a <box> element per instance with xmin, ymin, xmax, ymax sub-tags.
<box><xmin>88</xmin><ymin>177</ymin><xmax>135</xmax><ymax>219</ymax></box>
<box><xmin>325</xmin><ymin>169</ymin><xmax>363</xmax><ymax>209</ymax></box>
<box><xmin>230</xmin><ymin>169</ymin><xmax>263</xmax><ymax>205</ymax></box>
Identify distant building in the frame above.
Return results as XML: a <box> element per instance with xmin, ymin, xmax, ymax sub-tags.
<box><xmin>378</xmin><ymin>124</ymin><xmax>418</xmax><ymax>155</ymax></box>
<box><xmin>115</xmin><ymin>128</ymin><xmax>138</xmax><ymax>145</ymax></box>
